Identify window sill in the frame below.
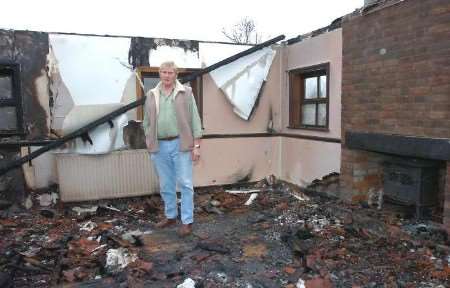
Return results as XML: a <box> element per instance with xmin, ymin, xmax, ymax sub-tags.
<box><xmin>286</xmin><ymin>126</ymin><xmax>330</xmax><ymax>132</ymax></box>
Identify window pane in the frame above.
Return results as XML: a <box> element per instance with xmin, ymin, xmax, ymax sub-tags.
<box><xmin>318</xmin><ymin>103</ymin><xmax>327</xmax><ymax>126</ymax></box>
<box><xmin>143</xmin><ymin>77</ymin><xmax>159</xmax><ymax>94</ymax></box>
<box><xmin>319</xmin><ymin>75</ymin><xmax>327</xmax><ymax>98</ymax></box>
<box><xmin>304</xmin><ymin>77</ymin><xmax>317</xmax><ymax>99</ymax></box>
<box><xmin>0</xmin><ymin>107</ymin><xmax>17</xmax><ymax>130</ymax></box>
<box><xmin>0</xmin><ymin>75</ymin><xmax>12</xmax><ymax>100</ymax></box>
<box><xmin>302</xmin><ymin>104</ymin><xmax>316</xmax><ymax>125</ymax></box>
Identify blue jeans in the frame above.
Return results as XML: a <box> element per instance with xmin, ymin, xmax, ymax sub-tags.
<box><xmin>150</xmin><ymin>138</ymin><xmax>194</xmax><ymax>224</ymax></box>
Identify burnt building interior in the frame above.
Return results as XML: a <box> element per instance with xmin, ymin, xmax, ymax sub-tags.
<box><xmin>0</xmin><ymin>0</ymin><xmax>449</xmax><ymax>287</ymax></box>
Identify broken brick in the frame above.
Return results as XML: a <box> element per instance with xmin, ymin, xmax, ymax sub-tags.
<box><xmin>305</xmin><ymin>275</ymin><xmax>333</xmax><ymax>288</ymax></box>
<box><xmin>283</xmin><ymin>266</ymin><xmax>296</xmax><ymax>274</ymax></box>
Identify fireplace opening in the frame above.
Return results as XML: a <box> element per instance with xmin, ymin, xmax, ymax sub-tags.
<box><xmin>383</xmin><ymin>157</ymin><xmax>439</xmax><ymax>219</ymax></box>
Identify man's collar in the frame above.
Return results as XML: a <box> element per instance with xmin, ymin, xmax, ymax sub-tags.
<box><xmin>152</xmin><ymin>80</ymin><xmax>185</xmax><ymax>98</ymax></box>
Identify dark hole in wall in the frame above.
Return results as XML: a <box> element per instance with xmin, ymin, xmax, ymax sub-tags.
<box><xmin>0</xmin><ymin>73</ymin><xmax>13</xmax><ymax>100</ymax></box>
<box><xmin>0</xmin><ymin>63</ymin><xmax>22</xmax><ymax>135</ymax></box>
<box><xmin>382</xmin><ymin>156</ymin><xmax>440</xmax><ymax>219</ymax></box>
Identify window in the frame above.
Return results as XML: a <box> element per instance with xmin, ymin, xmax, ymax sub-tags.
<box><xmin>136</xmin><ymin>67</ymin><xmax>202</xmax><ymax>121</ymax></box>
<box><xmin>0</xmin><ymin>63</ymin><xmax>22</xmax><ymax>136</ymax></box>
<box><xmin>289</xmin><ymin>63</ymin><xmax>329</xmax><ymax>129</ymax></box>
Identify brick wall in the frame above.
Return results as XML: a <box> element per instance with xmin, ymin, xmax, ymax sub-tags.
<box><xmin>340</xmin><ymin>148</ymin><xmax>384</xmax><ymax>203</ymax></box>
<box><xmin>445</xmin><ymin>162</ymin><xmax>450</xmax><ymax>231</ymax></box>
<box><xmin>340</xmin><ymin>0</ymin><xmax>450</xmax><ymax>231</ymax></box>
<box><xmin>342</xmin><ymin>0</ymin><xmax>450</xmax><ymax>138</ymax></box>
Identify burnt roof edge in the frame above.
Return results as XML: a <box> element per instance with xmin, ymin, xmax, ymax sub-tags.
<box><xmin>285</xmin><ymin>16</ymin><xmax>343</xmax><ymax>46</ymax></box>
<box><xmin>0</xmin><ymin>28</ymin><xmax>253</xmax><ymax>47</ymax></box>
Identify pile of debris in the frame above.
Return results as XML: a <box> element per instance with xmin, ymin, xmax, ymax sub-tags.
<box><xmin>0</xmin><ymin>178</ymin><xmax>448</xmax><ymax>287</ymax></box>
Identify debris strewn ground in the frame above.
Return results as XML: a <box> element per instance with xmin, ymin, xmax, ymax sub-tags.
<box><xmin>0</xmin><ymin>179</ymin><xmax>448</xmax><ymax>287</ymax></box>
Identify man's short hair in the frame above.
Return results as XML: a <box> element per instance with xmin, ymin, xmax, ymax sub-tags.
<box><xmin>159</xmin><ymin>61</ymin><xmax>178</xmax><ymax>74</ymax></box>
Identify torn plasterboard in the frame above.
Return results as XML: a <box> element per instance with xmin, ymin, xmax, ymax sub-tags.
<box><xmin>49</xmin><ymin>34</ymin><xmax>131</xmax><ymax>105</ymax></box>
<box><xmin>209</xmin><ymin>47</ymin><xmax>276</xmax><ymax>120</ymax></box>
<box><xmin>55</xmin><ymin>104</ymin><xmax>128</xmax><ymax>154</ymax></box>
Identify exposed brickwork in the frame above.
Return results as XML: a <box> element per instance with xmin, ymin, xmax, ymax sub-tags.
<box><xmin>342</xmin><ymin>0</ymin><xmax>450</xmax><ymax>139</ymax></box>
<box><xmin>340</xmin><ymin>0</ymin><xmax>450</xmax><ymax>222</ymax></box>
<box><xmin>340</xmin><ymin>148</ymin><xmax>383</xmax><ymax>203</ymax></box>
<box><xmin>444</xmin><ymin>162</ymin><xmax>450</xmax><ymax>233</ymax></box>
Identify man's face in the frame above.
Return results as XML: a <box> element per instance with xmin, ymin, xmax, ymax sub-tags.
<box><xmin>159</xmin><ymin>67</ymin><xmax>177</xmax><ymax>86</ymax></box>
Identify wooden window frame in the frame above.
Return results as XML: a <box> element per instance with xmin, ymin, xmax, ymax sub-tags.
<box><xmin>0</xmin><ymin>63</ymin><xmax>23</xmax><ymax>136</ymax></box>
<box><xmin>289</xmin><ymin>63</ymin><xmax>330</xmax><ymax>131</ymax></box>
<box><xmin>135</xmin><ymin>66</ymin><xmax>203</xmax><ymax>122</ymax></box>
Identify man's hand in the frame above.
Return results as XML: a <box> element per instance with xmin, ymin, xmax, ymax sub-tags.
<box><xmin>191</xmin><ymin>147</ymin><xmax>200</xmax><ymax>163</ymax></box>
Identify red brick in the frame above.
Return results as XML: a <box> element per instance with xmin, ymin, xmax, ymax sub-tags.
<box><xmin>341</xmin><ymin>0</ymin><xmax>450</xmax><ymax>204</ymax></box>
<box><xmin>305</xmin><ymin>275</ymin><xmax>333</xmax><ymax>288</ymax></box>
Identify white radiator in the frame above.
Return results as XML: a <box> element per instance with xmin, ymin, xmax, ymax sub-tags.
<box><xmin>56</xmin><ymin>149</ymin><xmax>158</xmax><ymax>202</ymax></box>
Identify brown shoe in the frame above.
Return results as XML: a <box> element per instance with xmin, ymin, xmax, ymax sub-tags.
<box><xmin>155</xmin><ymin>218</ymin><xmax>177</xmax><ymax>229</ymax></box>
<box><xmin>177</xmin><ymin>224</ymin><xmax>192</xmax><ymax>237</ymax></box>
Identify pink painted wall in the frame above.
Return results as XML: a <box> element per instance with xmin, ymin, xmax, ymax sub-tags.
<box><xmin>282</xmin><ymin>29</ymin><xmax>342</xmax><ymax>138</ymax></box>
<box><xmin>194</xmin><ymin>49</ymin><xmax>283</xmax><ymax>186</ymax></box>
<box><xmin>196</xmin><ymin>30</ymin><xmax>343</xmax><ymax>187</ymax></box>
<box><xmin>194</xmin><ymin>137</ymin><xmax>280</xmax><ymax>186</ymax></box>
<box><xmin>281</xmin><ymin>138</ymin><xmax>340</xmax><ymax>186</ymax></box>
<box><xmin>202</xmin><ymin>51</ymin><xmax>282</xmax><ymax>135</ymax></box>
<box><xmin>278</xmin><ymin>29</ymin><xmax>343</xmax><ymax>186</ymax></box>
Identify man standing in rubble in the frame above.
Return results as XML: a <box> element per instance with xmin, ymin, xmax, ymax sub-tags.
<box><xmin>143</xmin><ymin>61</ymin><xmax>202</xmax><ymax>237</ymax></box>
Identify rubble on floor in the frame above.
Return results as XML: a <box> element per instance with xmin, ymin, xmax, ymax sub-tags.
<box><xmin>0</xmin><ymin>179</ymin><xmax>448</xmax><ymax>287</ymax></box>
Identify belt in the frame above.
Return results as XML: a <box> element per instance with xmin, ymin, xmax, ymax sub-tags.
<box><xmin>158</xmin><ymin>136</ymin><xmax>179</xmax><ymax>141</ymax></box>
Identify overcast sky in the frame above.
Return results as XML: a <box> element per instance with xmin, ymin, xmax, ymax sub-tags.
<box><xmin>1</xmin><ymin>0</ymin><xmax>363</xmax><ymax>42</ymax></box>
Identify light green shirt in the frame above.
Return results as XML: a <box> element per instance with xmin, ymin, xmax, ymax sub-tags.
<box><xmin>157</xmin><ymin>88</ymin><xmax>202</xmax><ymax>139</ymax></box>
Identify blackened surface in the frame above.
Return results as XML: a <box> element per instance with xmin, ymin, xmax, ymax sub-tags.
<box><xmin>0</xmin><ymin>31</ymin><xmax>17</xmax><ymax>136</ymax></box>
<box><xmin>13</xmin><ymin>31</ymin><xmax>49</xmax><ymax>139</ymax></box>
<box><xmin>0</xmin><ymin>30</ymin><xmax>49</xmax><ymax>139</ymax></box>
<box><xmin>0</xmin><ymin>149</ymin><xmax>25</xmax><ymax>202</ymax></box>
<box><xmin>154</xmin><ymin>38</ymin><xmax>199</xmax><ymax>53</ymax></box>
<box><xmin>129</xmin><ymin>37</ymin><xmax>155</xmax><ymax>68</ymax></box>
<box><xmin>123</xmin><ymin>120</ymin><xmax>146</xmax><ymax>149</ymax></box>
<box><xmin>383</xmin><ymin>159</ymin><xmax>438</xmax><ymax>208</ymax></box>
<box><xmin>129</xmin><ymin>37</ymin><xmax>199</xmax><ymax>68</ymax></box>
<box><xmin>346</xmin><ymin>132</ymin><xmax>450</xmax><ymax>161</ymax></box>
<box><xmin>0</xmin><ymin>30</ymin><xmax>14</xmax><ymax>59</ymax></box>
<box><xmin>0</xmin><ymin>63</ymin><xmax>23</xmax><ymax>135</ymax></box>
<box><xmin>0</xmin><ymin>30</ymin><xmax>48</xmax><ymax>199</ymax></box>
<box><xmin>232</xmin><ymin>169</ymin><xmax>253</xmax><ymax>183</ymax></box>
